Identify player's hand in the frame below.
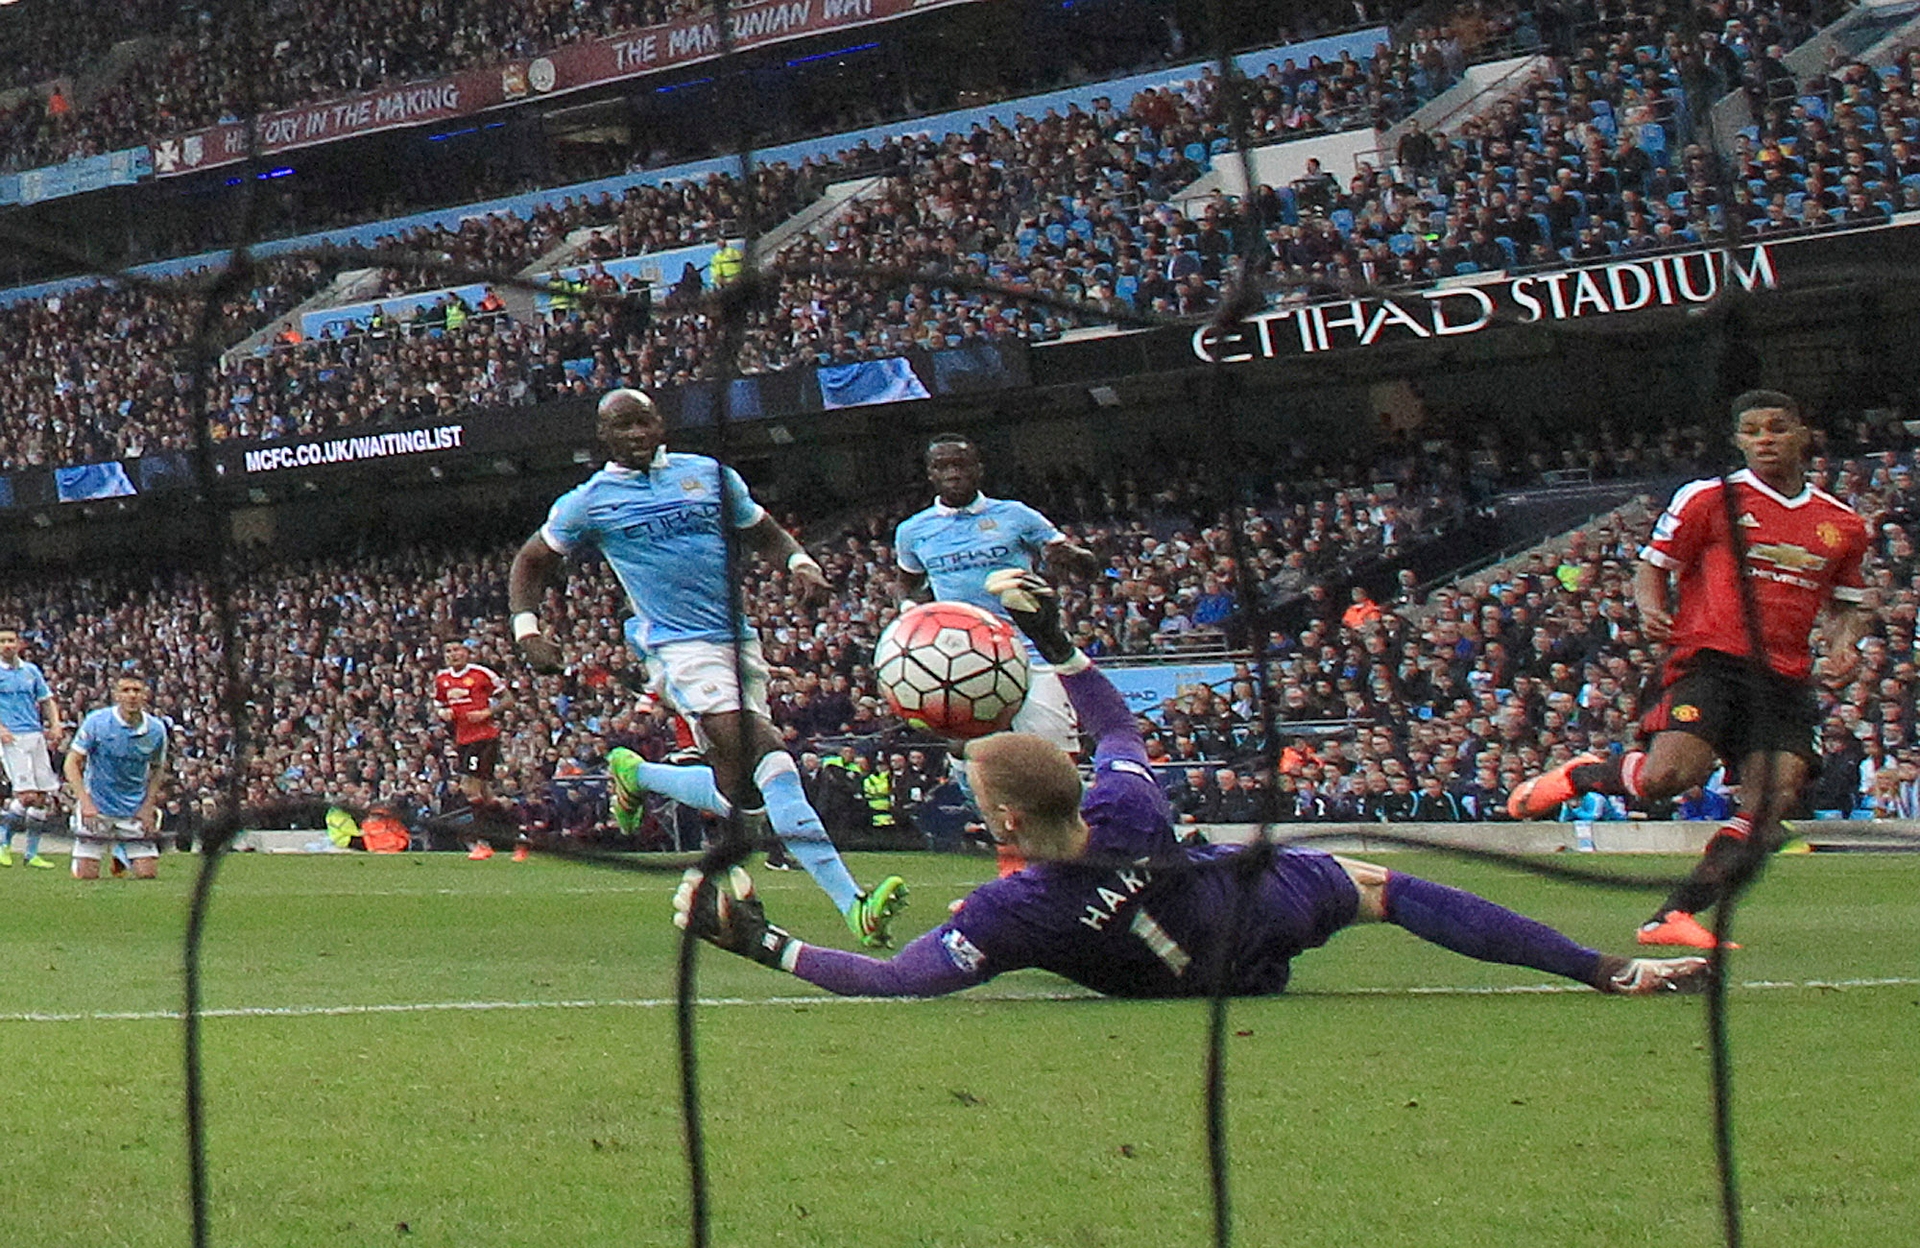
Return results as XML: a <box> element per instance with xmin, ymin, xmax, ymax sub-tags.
<box><xmin>516</xmin><ymin>631</ymin><xmax>564</xmax><ymax>675</ymax></box>
<box><xmin>0</xmin><ymin>727</ymin><xmax>12</xmax><ymax>745</ymax></box>
<box><xmin>673</xmin><ymin>867</ymin><xmax>798</xmax><ymax>969</ymax></box>
<box><xmin>983</xmin><ymin>569</ymin><xmax>1077</xmax><ymax>666</ymax></box>
<box><xmin>792</xmin><ymin>561</ymin><xmax>831</xmax><ymax>608</ymax></box>
<box><xmin>1638</xmin><ymin>605</ymin><xmax>1673</xmax><ymax>643</ymax></box>
<box><xmin>1048</xmin><ymin>541</ymin><xmax>1101</xmax><ymax>579</ymax></box>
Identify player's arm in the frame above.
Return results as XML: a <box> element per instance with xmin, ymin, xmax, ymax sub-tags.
<box><xmin>740</xmin><ymin>513</ymin><xmax>828</xmax><ymax>605</ymax></box>
<box><xmin>62</xmin><ymin>739</ymin><xmax>94</xmax><ymax>819</ymax></box>
<box><xmin>135</xmin><ymin>736</ymin><xmax>168</xmax><ymax>833</ymax></box>
<box><xmin>675</xmin><ymin>868</ymin><xmax>984</xmax><ymax>997</ymax></box>
<box><xmin>508</xmin><ymin>532</ymin><xmax>567</xmax><ymax>673</ymax></box>
<box><xmin>985</xmin><ymin>569</ymin><xmax>1144</xmax><ymax>764</ymax></box>
<box><xmin>1817</xmin><ymin>600</ymin><xmax>1872</xmax><ymax>684</ymax></box>
<box><xmin>38</xmin><ymin>690</ymin><xmax>62</xmax><ymax>742</ymax></box>
<box><xmin>1636</xmin><ymin>478</ymin><xmax>1716</xmax><ymax>643</ymax></box>
<box><xmin>1042</xmin><ymin>535</ymin><xmax>1100</xmax><ymax>579</ymax></box>
<box><xmin>899</xmin><ymin>568</ymin><xmax>932</xmax><ymax>603</ymax></box>
<box><xmin>892</xmin><ymin>522</ymin><xmax>932</xmax><ymax>602</ymax></box>
<box><xmin>1631</xmin><ymin>559</ymin><xmax>1673</xmax><ymax>643</ymax></box>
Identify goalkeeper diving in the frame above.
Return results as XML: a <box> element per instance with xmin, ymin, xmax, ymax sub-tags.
<box><xmin>676</xmin><ymin>571</ymin><xmax>1712</xmax><ymax>999</ymax></box>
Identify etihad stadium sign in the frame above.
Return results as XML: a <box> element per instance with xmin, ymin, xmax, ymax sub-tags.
<box><xmin>1192</xmin><ymin>243</ymin><xmax>1783</xmax><ymax>363</ymax></box>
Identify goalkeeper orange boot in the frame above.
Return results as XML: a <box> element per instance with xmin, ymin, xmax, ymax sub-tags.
<box><xmin>1506</xmin><ymin>753</ymin><xmax>1603</xmax><ymax>820</ymax></box>
<box><xmin>467</xmin><ymin>842</ymin><xmax>496</xmax><ymax>860</ymax></box>
<box><xmin>511</xmin><ymin>843</ymin><xmax>531</xmax><ymax>863</ymax></box>
<box><xmin>1637</xmin><ymin>911</ymin><xmax>1738</xmax><ymax>949</ymax></box>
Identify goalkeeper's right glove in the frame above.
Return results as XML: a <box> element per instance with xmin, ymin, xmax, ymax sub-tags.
<box><xmin>982</xmin><ymin>569</ymin><xmax>1080</xmax><ymax>667</ymax></box>
<box><xmin>673</xmin><ymin>867</ymin><xmax>800</xmax><ymax>970</ymax></box>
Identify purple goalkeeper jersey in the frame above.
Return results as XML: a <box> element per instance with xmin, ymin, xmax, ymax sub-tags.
<box><xmin>790</xmin><ymin>663</ymin><xmax>1360</xmax><ymax>1000</ymax></box>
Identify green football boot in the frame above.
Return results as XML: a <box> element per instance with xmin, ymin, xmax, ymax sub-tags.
<box><xmin>848</xmin><ymin>875</ymin><xmax>909</xmax><ymax>949</ymax></box>
<box><xmin>607</xmin><ymin>746</ymin><xmax>645</xmax><ymax>836</ymax></box>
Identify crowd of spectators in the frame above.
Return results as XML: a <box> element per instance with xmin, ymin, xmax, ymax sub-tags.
<box><xmin>6</xmin><ymin>419</ymin><xmax>1918</xmax><ymax>849</ymax></box>
<box><xmin>1145</xmin><ymin>445</ymin><xmax>1920</xmax><ymax>827</ymax></box>
<box><xmin>0</xmin><ymin>0</ymin><xmax>704</xmax><ymax>172</ymax></box>
<box><xmin>0</xmin><ymin>255</ymin><xmax>331</xmax><ymax>467</ymax></box>
<box><xmin>1724</xmin><ymin>46</ymin><xmax>1920</xmax><ymax>236</ymax></box>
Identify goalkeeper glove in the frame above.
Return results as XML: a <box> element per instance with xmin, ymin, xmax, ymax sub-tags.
<box><xmin>982</xmin><ymin>569</ymin><xmax>1080</xmax><ymax>667</ymax></box>
<box><xmin>673</xmin><ymin>867</ymin><xmax>800</xmax><ymax>970</ymax></box>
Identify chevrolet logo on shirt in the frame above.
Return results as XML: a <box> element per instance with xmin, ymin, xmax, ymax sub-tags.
<box><xmin>1746</xmin><ymin>542</ymin><xmax>1827</xmax><ymax>572</ymax></box>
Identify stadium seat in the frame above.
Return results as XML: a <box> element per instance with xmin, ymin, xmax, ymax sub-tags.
<box><xmin>1495</xmin><ymin>236</ymin><xmax>1518</xmax><ymax>266</ymax></box>
<box><xmin>1184</xmin><ymin>142</ymin><xmax>1209</xmax><ymax>165</ymax></box>
<box><xmin>1452</xmin><ymin>261</ymin><xmax>1480</xmax><ymax>274</ymax></box>
<box><xmin>1388</xmin><ymin>233</ymin><xmax>1417</xmax><ymax>255</ymax></box>
<box><xmin>1637</xmin><ymin>123</ymin><xmax>1667</xmax><ymax>156</ymax></box>
<box><xmin>1330</xmin><ymin>208</ymin><xmax>1355</xmax><ymax>235</ymax></box>
<box><xmin>1667</xmin><ymin>191</ymin><xmax>1689</xmax><ymax>210</ymax></box>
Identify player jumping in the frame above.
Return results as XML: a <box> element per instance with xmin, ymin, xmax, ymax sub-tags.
<box><xmin>894</xmin><ymin>433</ymin><xmax>1099</xmax><ymax>874</ymax></box>
<box><xmin>508</xmin><ymin>388</ymin><xmax>905</xmax><ymax>947</ymax></box>
<box><xmin>677</xmin><ymin>571</ymin><xmax>1709</xmax><ymax>1001</ymax></box>
<box><xmin>1506</xmin><ymin>390</ymin><xmax>1871</xmax><ymax>948</ymax></box>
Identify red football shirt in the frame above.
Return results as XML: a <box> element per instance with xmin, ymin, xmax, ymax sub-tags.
<box><xmin>433</xmin><ymin>664</ymin><xmax>504</xmax><ymax>745</ymax></box>
<box><xmin>1640</xmin><ymin>469</ymin><xmax>1869</xmax><ymax>682</ymax></box>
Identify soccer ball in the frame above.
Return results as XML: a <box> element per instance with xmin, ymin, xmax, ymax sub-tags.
<box><xmin>875</xmin><ymin>601</ymin><xmax>1030</xmax><ymax>739</ymax></box>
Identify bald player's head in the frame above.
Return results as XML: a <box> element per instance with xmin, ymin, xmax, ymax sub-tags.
<box><xmin>597</xmin><ymin>388</ymin><xmax>665</xmax><ymax>468</ymax></box>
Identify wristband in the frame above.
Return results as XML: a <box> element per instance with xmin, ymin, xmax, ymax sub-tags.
<box><xmin>511</xmin><ymin>612</ymin><xmax>543</xmax><ymax>641</ymax></box>
<box><xmin>788</xmin><ymin>551</ymin><xmax>823</xmax><ymax>575</ymax></box>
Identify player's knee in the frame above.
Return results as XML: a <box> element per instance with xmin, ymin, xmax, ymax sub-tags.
<box><xmin>1637</xmin><ymin>757</ymin><xmax>1696</xmax><ymax>800</ymax></box>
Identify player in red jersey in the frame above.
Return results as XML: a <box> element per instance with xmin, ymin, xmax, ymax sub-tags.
<box><xmin>1507</xmin><ymin>391</ymin><xmax>1872</xmax><ymax>947</ymax></box>
<box><xmin>432</xmin><ymin>640</ymin><xmax>521</xmax><ymax>860</ymax></box>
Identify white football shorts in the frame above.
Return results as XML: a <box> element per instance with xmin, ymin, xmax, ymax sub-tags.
<box><xmin>1011</xmin><ymin>664</ymin><xmax>1082</xmax><ymax>755</ymax></box>
<box><xmin>646</xmin><ymin>636</ymin><xmax>771</xmax><ymax>723</ymax></box>
<box><xmin>0</xmin><ymin>731</ymin><xmax>58</xmax><ymax>794</ymax></box>
<box><xmin>69</xmin><ymin>813</ymin><xmax>160</xmax><ymax>861</ymax></box>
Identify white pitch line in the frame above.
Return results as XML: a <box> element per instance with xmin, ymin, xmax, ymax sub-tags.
<box><xmin>0</xmin><ymin>976</ymin><xmax>1912</xmax><ymax>1025</ymax></box>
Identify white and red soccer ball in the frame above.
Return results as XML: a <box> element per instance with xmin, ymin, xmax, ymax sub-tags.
<box><xmin>875</xmin><ymin>601</ymin><xmax>1030</xmax><ymax>739</ymax></box>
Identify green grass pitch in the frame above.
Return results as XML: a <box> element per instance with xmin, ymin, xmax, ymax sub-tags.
<box><xmin>0</xmin><ymin>849</ymin><xmax>1913</xmax><ymax>1248</ymax></box>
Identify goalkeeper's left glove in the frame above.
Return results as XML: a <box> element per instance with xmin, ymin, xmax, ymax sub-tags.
<box><xmin>982</xmin><ymin>569</ymin><xmax>1082</xmax><ymax>668</ymax></box>
<box><xmin>673</xmin><ymin>867</ymin><xmax>800</xmax><ymax>970</ymax></box>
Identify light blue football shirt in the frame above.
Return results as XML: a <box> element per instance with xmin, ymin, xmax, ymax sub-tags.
<box><xmin>0</xmin><ymin>659</ymin><xmax>52</xmax><ymax>734</ymax></box>
<box><xmin>894</xmin><ymin>493</ymin><xmax>1065</xmax><ymax>660</ymax></box>
<box><xmin>895</xmin><ymin>493</ymin><xmax>1064</xmax><ymax>613</ymax></box>
<box><xmin>541</xmin><ymin>450</ymin><xmax>766</xmax><ymax>651</ymax></box>
<box><xmin>71</xmin><ymin>706</ymin><xmax>169</xmax><ymax>818</ymax></box>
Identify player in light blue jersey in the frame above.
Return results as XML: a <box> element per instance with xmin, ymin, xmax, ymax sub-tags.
<box><xmin>0</xmin><ymin>626</ymin><xmax>64</xmax><ymax>869</ymax></box>
<box><xmin>895</xmin><ymin>434</ymin><xmax>1099</xmax><ymax>873</ymax></box>
<box><xmin>896</xmin><ymin>435</ymin><xmax>1100</xmax><ymax>746</ymax></box>
<box><xmin>63</xmin><ymin>672</ymin><xmax>169</xmax><ymax>880</ymax></box>
<box><xmin>508</xmin><ymin>388</ymin><xmax>906</xmax><ymax>946</ymax></box>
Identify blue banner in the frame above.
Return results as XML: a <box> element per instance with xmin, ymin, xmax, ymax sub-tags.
<box><xmin>1100</xmin><ymin>662</ymin><xmax>1239</xmax><ymax>723</ymax></box>
<box><xmin>0</xmin><ymin>147</ymin><xmax>149</xmax><ymax>207</ymax></box>
<box><xmin>817</xmin><ymin>357</ymin><xmax>931</xmax><ymax>410</ymax></box>
<box><xmin>55</xmin><ymin>462</ymin><xmax>137</xmax><ymax>503</ymax></box>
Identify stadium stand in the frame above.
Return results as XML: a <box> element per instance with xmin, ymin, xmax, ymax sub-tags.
<box><xmin>3</xmin><ymin>422</ymin><xmax>1917</xmax><ymax>840</ymax></box>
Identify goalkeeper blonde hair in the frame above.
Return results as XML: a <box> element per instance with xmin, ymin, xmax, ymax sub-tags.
<box><xmin>966</xmin><ymin>732</ymin><xmax>1085</xmax><ymax>860</ymax></box>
